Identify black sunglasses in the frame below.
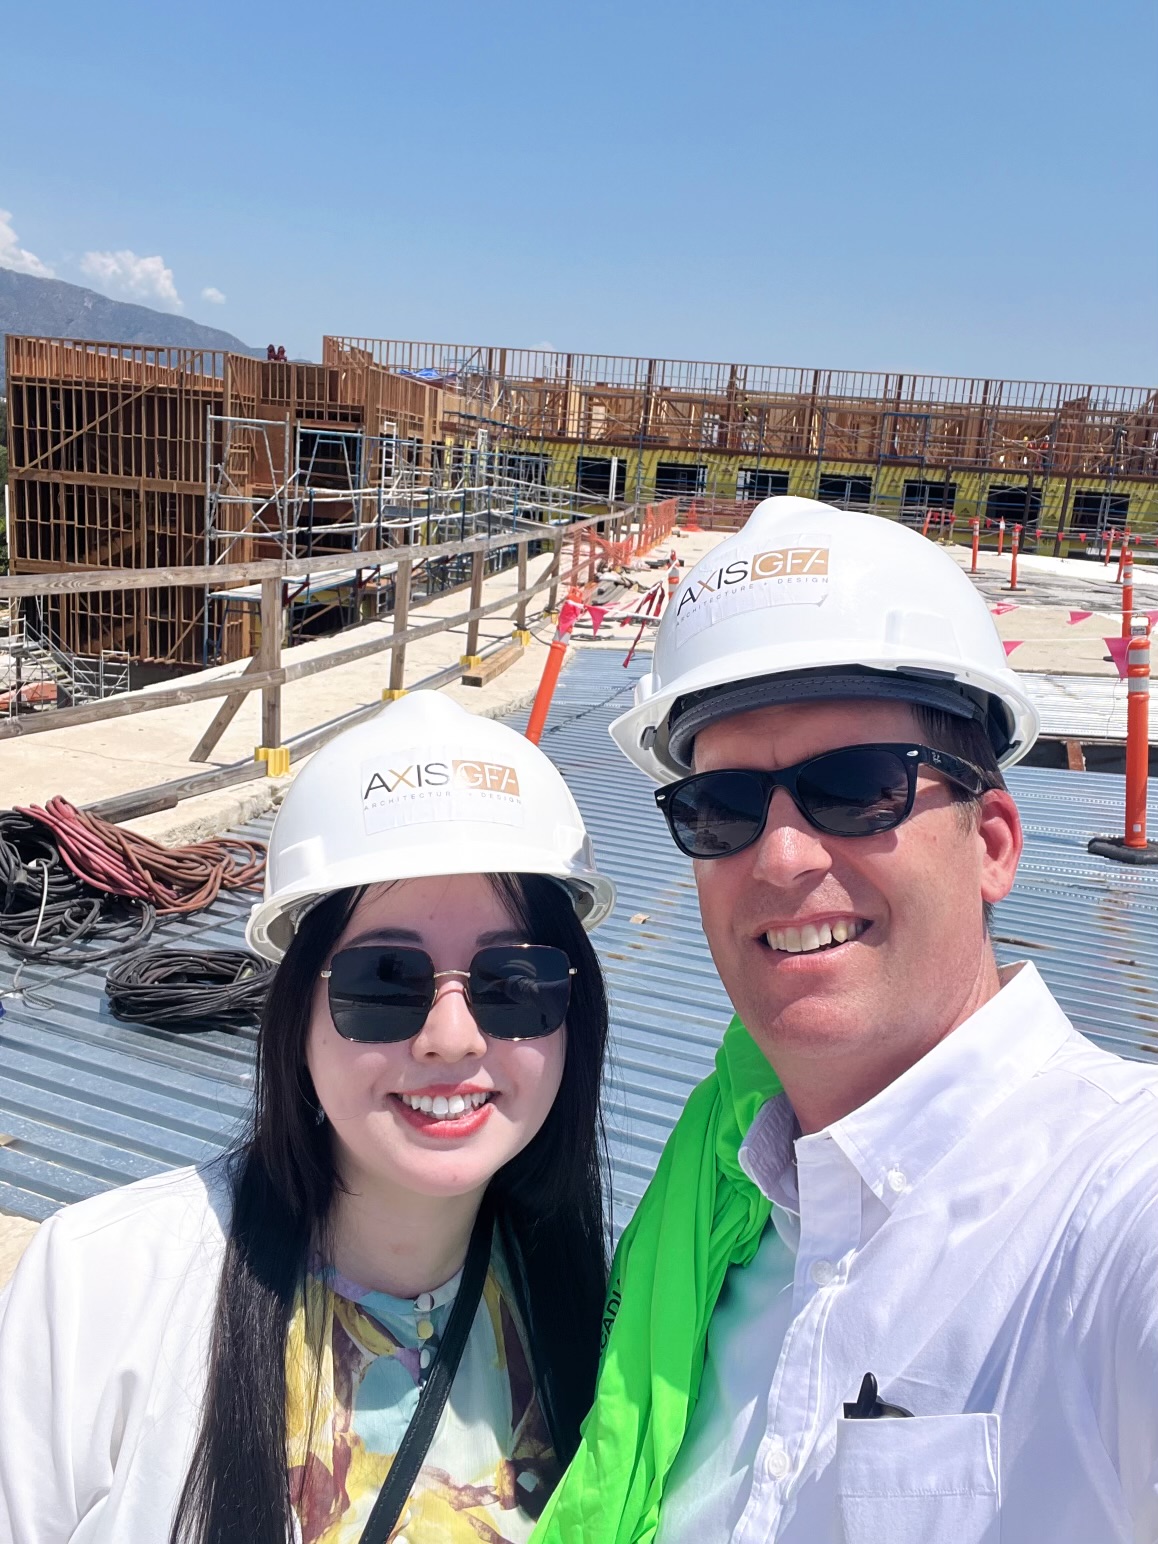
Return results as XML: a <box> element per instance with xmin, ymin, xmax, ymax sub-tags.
<box><xmin>655</xmin><ymin>742</ymin><xmax>986</xmax><ymax>859</ymax></box>
<box><xmin>321</xmin><ymin>943</ymin><xmax>576</xmax><ymax>1043</ymax></box>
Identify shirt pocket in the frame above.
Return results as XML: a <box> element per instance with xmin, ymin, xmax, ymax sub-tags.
<box><xmin>834</xmin><ymin>1411</ymin><xmax>1001</xmax><ymax>1544</ymax></box>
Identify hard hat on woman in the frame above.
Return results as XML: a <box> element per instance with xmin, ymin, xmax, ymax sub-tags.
<box><xmin>248</xmin><ymin>689</ymin><xmax>615</xmax><ymax>960</ymax></box>
<box><xmin>610</xmin><ymin>496</ymin><xmax>1040</xmax><ymax>782</ymax></box>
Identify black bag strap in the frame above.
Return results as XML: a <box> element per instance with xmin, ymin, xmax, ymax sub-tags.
<box><xmin>357</xmin><ymin>1192</ymin><xmax>494</xmax><ymax>1544</ymax></box>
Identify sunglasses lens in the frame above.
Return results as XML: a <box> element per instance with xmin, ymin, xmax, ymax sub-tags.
<box><xmin>327</xmin><ymin>946</ymin><xmax>434</xmax><ymax>1042</ymax></box>
<box><xmin>665</xmin><ymin>771</ymin><xmax>770</xmax><ymax>857</ymax></box>
<box><xmin>468</xmin><ymin>946</ymin><xmax>572</xmax><ymax>1039</ymax></box>
<box><xmin>797</xmin><ymin>748</ymin><xmax>911</xmax><ymax>835</ymax></box>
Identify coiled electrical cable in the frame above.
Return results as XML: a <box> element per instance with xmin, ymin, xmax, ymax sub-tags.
<box><xmin>105</xmin><ymin>948</ymin><xmax>274</xmax><ymax>1033</ymax></box>
<box><xmin>16</xmin><ymin>797</ymin><xmax>266</xmax><ymax>914</ymax></box>
<box><xmin>0</xmin><ymin>811</ymin><xmax>156</xmax><ymax>963</ymax></box>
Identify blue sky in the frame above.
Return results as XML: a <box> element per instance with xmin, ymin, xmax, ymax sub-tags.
<box><xmin>4</xmin><ymin>0</ymin><xmax>1155</xmax><ymax>383</ymax></box>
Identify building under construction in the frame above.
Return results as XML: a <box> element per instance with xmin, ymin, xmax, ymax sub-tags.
<box><xmin>3</xmin><ymin>336</ymin><xmax>569</xmax><ymax>668</ymax></box>
<box><xmin>5</xmin><ymin>332</ymin><xmax>1157</xmax><ymax>669</ymax></box>
<box><xmin>334</xmin><ymin>336</ymin><xmax>1158</xmax><ymax>534</ymax></box>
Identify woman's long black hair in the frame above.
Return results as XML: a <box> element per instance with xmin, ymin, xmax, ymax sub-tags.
<box><xmin>171</xmin><ymin>873</ymin><xmax>610</xmax><ymax>1544</ymax></box>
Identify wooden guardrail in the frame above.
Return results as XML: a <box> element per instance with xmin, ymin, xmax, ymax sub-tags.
<box><xmin>0</xmin><ymin>502</ymin><xmax>679</xmax><ymax>815</ymax></box>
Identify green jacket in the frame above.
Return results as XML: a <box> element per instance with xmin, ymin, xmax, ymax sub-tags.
<box><xmin>533</xmin><ymin>1016</ymin><xmax>781</xmax><ymax>1542</ymax></box>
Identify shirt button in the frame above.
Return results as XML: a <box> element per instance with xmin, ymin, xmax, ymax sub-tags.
<box><xmin>416</xmin><ymin>1318</ymin><xmax>435</xmax><ymax>1341</ymax></box>
<box><xmin>810</xmin><ymin>1258</ymin><xmax>835</xmax><ymax>1287</ymax></box>
<box><xmin>414</xmin><ymin>1292</ymin><xmax>435</xmax><ymax>1312</ymax></box>
<box><xmin>886</xmin><ymin>1166</ymin><xmax>907</xmax><ymax>1193</ymax></box>
<box><xmin>765</xmin><ymin>1439</ymin><xmax>791</xmax><ymax>1480</ymax></box>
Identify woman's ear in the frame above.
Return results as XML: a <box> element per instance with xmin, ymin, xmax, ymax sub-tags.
<box><xmin>977</xmin><ymin>788</ymin><xmax>1022</xmax><ymax>906</ymax></box>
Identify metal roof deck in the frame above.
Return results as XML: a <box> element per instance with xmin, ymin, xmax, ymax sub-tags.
<box><xmin>2</xmin><ymin>647</ymin><xmax>1157</xmax><ymax>1233</ymax></box>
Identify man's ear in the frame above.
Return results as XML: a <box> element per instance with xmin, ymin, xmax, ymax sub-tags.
<box><xmin>977</xmin><ymin>788</ymin><xmax>1022</xmax><ymax>906</ymax></box>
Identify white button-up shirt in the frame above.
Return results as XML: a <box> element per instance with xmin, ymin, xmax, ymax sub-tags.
<box><xmin>656</xmin><ymin>963</ymin><xmax>1158</xmax><ymax>1544</ymax></box>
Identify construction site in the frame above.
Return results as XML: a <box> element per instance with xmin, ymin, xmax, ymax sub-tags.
<box><xmin>3</xmin><ymin>333</ymin><xmax>1156</xmax><ymax>680</ymax></box>
<box><xmin>1</xmin><ymin>330</ymin><xmax>1157</xmax><ymax>1290</ymax></box>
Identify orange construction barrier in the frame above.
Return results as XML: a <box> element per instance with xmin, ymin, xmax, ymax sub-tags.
<box><xmin>1122</xmin><ymin>550</ymin><xmax>1135</xmax><ymax>638</ymax></box>
<box><xmin>1088</xmin><ymin>617</ymin><xmax>1158</xmax><ymax>865</ymax></box>
<box><xmin>525</xmin><ymin>590</ymin><xmax>584</xmax><ymax>744</ymax></box>
<box><xmin>1125</xmin><ymin>623</ymin><xmax>1152</xmax><ymax>850</ymax></box>
<box><xmin>1004</xmin><ymin>524</ymin><xmax>1022</xmax><ymax>592</ymax></box>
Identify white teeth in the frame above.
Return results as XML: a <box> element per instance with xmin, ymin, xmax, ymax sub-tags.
<box><xmin>400</xmin><ymin>1091</ymin><xmax>491</xmax><ymax>1120</ymax></box>
<box><xmin>765</xmin><ymin>920</ymin><xmax>866</xmax><ymax>955</ymax></box>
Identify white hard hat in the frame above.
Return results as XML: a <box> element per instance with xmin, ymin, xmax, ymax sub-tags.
<box><xmin>247</xmin><ymin>691</ymin><xmax>615</xmax><ymax>961</ymax></box>
<box><xmin>610</xmin><ymin>496</ymin><xmax>1039</xmax><ymax>783</ymax></box>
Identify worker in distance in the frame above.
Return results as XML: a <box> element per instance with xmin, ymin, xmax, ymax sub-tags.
<box><xmin>535</xmin><ymin>497</ymin><xmax>1158</xmax><ymax>1543</ymax></box>
<box><xmin>0</xmin><ymin>692</ymin><xmax>618</xmax><ymax>1544</ymax></box>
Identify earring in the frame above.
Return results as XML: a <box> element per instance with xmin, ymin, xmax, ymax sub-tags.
<box><xmin>315</xmin><ymin>1104</ymin><xmax>326</xmax><ymax>1127</ymax></box>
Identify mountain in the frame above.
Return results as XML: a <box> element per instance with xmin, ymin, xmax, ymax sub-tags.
<box><xmin>0</xmin><ymin>268</ymin><xmax>263</xmax><ymax>389</ymax></box>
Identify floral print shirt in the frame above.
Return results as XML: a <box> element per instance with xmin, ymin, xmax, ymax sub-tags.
<box><xmin>285</xmin><ymin>1237</ymin><xmax>559</xmax><ymax>1543</ymax></box>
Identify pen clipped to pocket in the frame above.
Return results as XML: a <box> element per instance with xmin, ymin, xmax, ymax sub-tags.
<box><xmin>843</xmin><ymin>1372</ymin><xmax>913</xmax><ymax>1420</ymax></box>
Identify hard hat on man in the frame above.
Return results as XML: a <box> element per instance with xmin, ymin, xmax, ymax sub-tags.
<box><xmin>610</xmin><ymin>496</ymin><xmax>1039</xmax><ymax>782</ymax></box>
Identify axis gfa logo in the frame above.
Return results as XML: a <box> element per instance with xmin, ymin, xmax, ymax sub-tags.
<box><xmin>362</xmin><ymin>759</ymin><xmax>522</xmax><ymax>800</ymax></box>
<box><xmin>674</xmin><ymin>545</ymin><xmax>830</xmax><ymax>620</ymax></box>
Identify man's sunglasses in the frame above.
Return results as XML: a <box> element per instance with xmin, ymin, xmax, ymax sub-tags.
<box><xmin>321</xmin><ymin>944</ymin><xmax>576</xmax><ymax>1043</ymax></box>
<box><xmin>655</xmin><ymin>743</ymin><xmax>986</xmax><ymax>859</ymax></box>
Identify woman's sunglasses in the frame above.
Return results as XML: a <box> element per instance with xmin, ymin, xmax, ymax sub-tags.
<box><xmin>321</xmin><ymin>944</ymin><xmax>576</xmax><ymax>1043</ymax></box>
<box><xmin>655</xmin><ymin>742</ymin><xmax>986</xmax><ymax>859</ymax></box>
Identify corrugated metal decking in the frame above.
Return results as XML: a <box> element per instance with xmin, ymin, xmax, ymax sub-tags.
<box><xmin>1</xmin><ymin>647</ymin><xmax>1157</xmax><ymax>1233</ymax></box>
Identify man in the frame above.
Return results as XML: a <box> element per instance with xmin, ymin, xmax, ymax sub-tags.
<box><xmin>536</xmin><ymin>498</ymin><xmax>1158</xmax><ymax>1544</ymax></box>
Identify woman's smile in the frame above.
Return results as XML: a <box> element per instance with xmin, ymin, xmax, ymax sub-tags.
<box><xmin>392</xmin><ymin>1084</ymin><xmax>497</xmax><ymax>1138</ymax></box>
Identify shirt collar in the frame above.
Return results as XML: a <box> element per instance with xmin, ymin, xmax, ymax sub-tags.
<box><xmin>738</xmin><ymin>962</ymin><xmax>1073</xmax><ymax>1213</ymax></box>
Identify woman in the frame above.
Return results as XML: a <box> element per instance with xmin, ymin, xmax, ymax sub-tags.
<box><xmin>0</xmin><ymin>691</ymin><xmax>616</xmax><ymax>1544</ymax></box>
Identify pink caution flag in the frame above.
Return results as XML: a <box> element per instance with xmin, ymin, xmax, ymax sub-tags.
<box><xmin>990</xmin><ymin>603</ymin><xmax>1020</xmax><ymax>616</ymax></box>
<box><xmin>1067</xmin><ymin>610</ymin><xmax>1093</xmax><ymax>624</ymax></box>
<box><xmin>586</xmin><ymin>604</ymin><xmax>608</xmax><ymax>637</ymax></box>
<box><xmin>1104</xmin><ymin>637</ymin><xmax>1131</xmax><ymax>679</ymax></box>
<box><xmin>557</xmin><ymin>600</ymin><xmax>583</xmax><ymax>636</ymax></box>
<box><xmin>1003</xmin><ymin>640</ymin><xmax>1023</xmax><ymax>656</ymax></box>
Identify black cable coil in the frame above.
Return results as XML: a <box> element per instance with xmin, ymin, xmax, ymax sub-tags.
<box><xmin>105</xmin><ymin>948</ymin><xmax>275</xmax><ymax>1033</ymax></box>
<box><xmin>0</xmin><ymin>811</ymin><xmax>155</xmax><ymax>963</ymax></box>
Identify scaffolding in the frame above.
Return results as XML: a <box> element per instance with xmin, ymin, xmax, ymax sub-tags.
<box><xmin>2</xmin><ymin>332</ymin><xmax>619</xmax><ymax>670</ymax></box>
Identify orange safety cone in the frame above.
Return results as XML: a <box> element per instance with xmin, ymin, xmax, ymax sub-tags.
<box><xmin>1117</xmin><ymin>529</ymin><xmax>1131</xmax><ymax>583</ymax></box>
<box><xmin>1122</xmin><ymin>550</ymin><xmax>1135</xmax><ymax>637</ymax></box>
<box><xmin>971</xmin><ymin>518</ymin><xmax>980</xmax><ymax>574</ymax></box>
<box><xmin>666</xmin><ymin>557</ymin><xmax>682</xmax><ymax>609</ymax></box>
<box><xmin>997</xmin><ymin>518</ymin><xmax>1006</xmax><ymax>557</ymax></box>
